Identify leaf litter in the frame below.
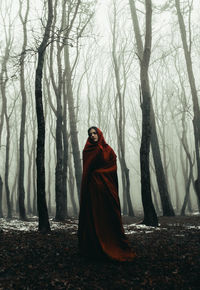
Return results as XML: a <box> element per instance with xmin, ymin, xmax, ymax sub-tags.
<box><xmin>0</xmin><ymin>215</ymin><xmax>200</xmax><ymax>289</ymax></box>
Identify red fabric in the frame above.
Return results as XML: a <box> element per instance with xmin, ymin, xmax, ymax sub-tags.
<box><xmin>78</xmin><ymin>128</ymin><xmax>136</xmax><ymax>261</ymax></box>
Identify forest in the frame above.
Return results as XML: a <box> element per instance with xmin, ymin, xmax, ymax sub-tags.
<box><xmin>0</xmin><ymin>0</ymin><xmax>200</xmax><ymax>289</ymax></box>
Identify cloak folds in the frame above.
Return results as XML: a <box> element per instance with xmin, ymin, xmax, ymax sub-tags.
<box><xmin>78</xmin><ymin>128</ymin><xmax>136</xmax><ymax>262</ymax></box>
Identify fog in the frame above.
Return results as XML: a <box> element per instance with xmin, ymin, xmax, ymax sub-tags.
<box><xmin>0</xmin><ymin>0</ymin><xmax>200</xmax><ymax>220</ymax></box>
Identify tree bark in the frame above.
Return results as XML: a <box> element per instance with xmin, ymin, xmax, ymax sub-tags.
<box><xmin>18</xmin><ymin>0</ymin><xmax>29</xmax><ymax>220</ymax></box>
<box><xmin>5</xmin><ymin>114</ymin><xmax>12</xmax><ymax>218</ymax></box>
<box><xmin>35</xmin><ymin>0</ymin><xmax>53</xmax><ymax>232</ymax></box>
<box><xmin>26</xmin><ymin>133</ymin><xmax>33</xmax><ymax>215</ymax></box>
<box><xmin>68</xmin><ymin>148</ymin><xmax>78</xmax><ymax>216</ymax></box>
<box><xmin>139</xmin><ymin>0</ymin><xmax>158</xmax><ymax>226</ymax></box>
<box><xmin>32</xmin><ymin>120</ymin><xmax>37</xmax><ymax>216</ymax></box>
<box><xmin>0</xmin><ymin>176</ymin><xmax>3</xmax><ymax>218</ymax></box>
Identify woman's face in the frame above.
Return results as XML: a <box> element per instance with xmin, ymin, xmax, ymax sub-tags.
<box><xmin>89</xmin><ymin>128</ymin><xmax>98</xmax><ymax>142</ymax></box>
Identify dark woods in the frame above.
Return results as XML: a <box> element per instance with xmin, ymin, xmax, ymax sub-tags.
<box><xmin>0</xmin><ymin>0</ymin><xmax>200</xmax><ymax>229</ymax></box>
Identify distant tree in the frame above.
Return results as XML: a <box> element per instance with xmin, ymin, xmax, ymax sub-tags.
<box><xmin>175</xmin><ymin>0</ymin><xmax>200</xmax><ymax>207</ymax></box>
<box><xmin>168</xmin><ymin>57</ymin><xmax>197</xmax><ymax>214</ymax></box>
<box><xmin>35</xmin><ymin>0</ymin><xmax>53</xmax><ymax>232</ymax></box>
<box><xmin>48</xmin><ymin>0</ymin><xmax>67</xmax><ymax>221</ymax></box>
<box><xmin>63</xmin><ymin>0</ymin><xmax>95</xmax><ymax>200</ymax></box>
<box><xmin>111</xmin><ymin>2</ymin><xmax>134</xmax><ymax>216</ymax></box>
<box><xmin>68</xmin><ymin>145</ymin><xmax>78</xmax><ymax>216</ymax></box>
<box><xmin>0</xmin><ymin>8</ymin><xmax>13</xmax><ymax>218</ymax></box>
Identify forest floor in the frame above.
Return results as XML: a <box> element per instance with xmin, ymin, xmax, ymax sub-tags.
<box><xmin>0</xmin><ymin>215</ymin><xmax>200</xmax><ymax>290</ymax></box>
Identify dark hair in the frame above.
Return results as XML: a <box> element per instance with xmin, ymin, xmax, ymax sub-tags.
<box><xmin>88</xmin><ymin>126</ymin><xmax>98</xmax><ymax>136</ymax></box>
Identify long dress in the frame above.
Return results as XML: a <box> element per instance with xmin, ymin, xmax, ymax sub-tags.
<box><xmin>78</xmin><ymin>128</ymin><xmax>136</xmax><ymax>262</ymax></box>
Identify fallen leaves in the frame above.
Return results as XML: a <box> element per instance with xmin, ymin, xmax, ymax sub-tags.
<box><xmin>0</xmin><ymin>215</ymin><xmax>199</xmax><ymax>289</ymax></box>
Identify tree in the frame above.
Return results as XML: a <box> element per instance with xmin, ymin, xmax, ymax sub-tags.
<box><xmin>175</xmin><ymin>0</ymin><xmax>200</xmax><ymax>206</ymax></box>
<box><xmin>139</xmin><ymin>0</ymin><xmax>158</xmax><ymax>226</ymax></box>
<box><xmin>63</xmin><ymin>3</ymin><xmax>82</xmax><ymax>200</ymax></box>
<box><xmin>48</xmin><ymin>0</ymin><xmax>67</xmax><ymax>221</ymax></box>
<box><xmin>111</xmin><ymin>2</ymin><xmax>134</xmax><ymax>216</ymax></box>
<box><xmin>35</xmin><ymin>0</ymin><xmax>53</xmax><ymax>232</ymax></box>
<box><xmin>129</xmin><ymin>0</ymin><xmax>174</xmax><ymax>216</ymax></box>
<box><xmin>0</xmin><ymin>7</ymin><xmax>13</xmax><ymax>218</ymax></box>
<box><xmin>18</xmin><ymin>0</ymin><xmax>29</xmax><ymax>220</ymax></box>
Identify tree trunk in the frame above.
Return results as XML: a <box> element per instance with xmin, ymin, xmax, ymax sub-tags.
<box><xmin>5</xmin><ymin>115</ymin><xmax>12</xmax><ymax>218</ymax></box>
<box><xmin>62</xmin><ymin>86</ymin><xmax>68</xmax><ymax>217</ymax></box>
<box><xmin>26</xmin><ymin>134</ymin><xmax>33</xmax><ymax>215</ymax></box>
<box><xmin>35</xmin><ymin>0</ymin><xmax>53</xmax><ymax>232</ymax></box>
<box><xmin>129</xmin><ymin>0</ymin><xmax>173</xmax><ymax>217</ymax></box>
<box><xmin>112</xmin><ymin>3</ymin><xmax>134</xmax><ymax>216</ymax></box>
<box><xmin>0</xmin><ymin>176</ymin><xmax>3</xmax><ymax>218</ymax></box>
<box><xmin>64</xmin><ymin>44</ymin><xmax>82</xmax><ymax>199</ymax></box>
<box><xmin>48</xmin><ymin>1</ymin><xmax>67</xmax><ymax>221</ymax></box>
<box><xmin>150</xmin><ymin>104</ymin><xmax>175</xmax><ymax>216</ymax></box>
<box><xmin>32</xmin><ymin>125</ymin><xmax>37</xmax><ymax>216</ymax></box>
<box><xmin>151</xmin><ymin>181</ymin><xmax>161</xmax><ymax>215</ymax></box>
<box><xmin>68</xmin><ymin>149</ymin><xmax>78</xmax><ymax>216</ymax></box>
<box><xmin>175</xmin><ymin>0</ymin><xmax>200</xmax><ymax>206</ymax></box>
<box><xmin>54</xmin><ymin>47</ymin><xmax>66</xmax><ymax>220</ymax></box>
<box><xmin>139</xmin><ymin>0</ymin><xmax>158</xmax><ymax>226</ymax></box>
<box><xmin>26</xmin><ymin>151</ymin><xmax>32</xmax><ymax>215</ymax></box>
<box><xmin>18</xmin><ymin>0</ymin><xmax>29</xmax><ymax>220</ymax></box>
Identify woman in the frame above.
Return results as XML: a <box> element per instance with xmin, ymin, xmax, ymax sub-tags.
<box><xmin>78</xmin><ymin>127</ymin><xmax>136</xmax><ymax>262</ymax></box>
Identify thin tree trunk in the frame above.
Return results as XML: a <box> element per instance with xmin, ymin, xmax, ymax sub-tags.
<box><xmin>64</xmin><ymin>44</ymin><xmax>82</xmax><ymax>199</ymax></box>
<box><xmin>48</xmin><ymin>0</ymin><xmax>67</xmax><ymax>220</ymax></box>
<box><xmin>62</xmin><ymin>78</ymin><xmax>69</xmax><ymax>217</ymax></box>
<box><xmin>151</xmin><ymin>181</ymin><xmax>161</xmax><ymax>215</ymax></box>
<box><xmin>35</xmin><ymin>0</ymin><xmax>53</xmax><ymax>232</ymax></box>
<box><xmin>26</xmin><ymin>133</ymin><xmax>33</xmax><ymax>215</ymax></box>
<box><xmin>175</xmin><ymin>0</ymin><xmax>200</xmax><ymax>205</ymax></box>
<box><xmin>181</xmin><ymin>165</ymin><xmax>193</xmax><ymax>216</ymax></box>
<box><xmin>32</xmin><ymin>124</ymin><xmax>37</xmax><ymax>216</ymax></box>
<box><xmin>150</xmin><ymin>105</ymin><xmax>175</xmax><ymax>216</ymax></box>
<box><xmin>55</xmin><ymin>44</ymin><xmax>66</xmax><ymax>220</ymax></box>
<box><xmin>0</xmin><ymin>176</ymin><xmax>3</xmax><ymax>218</ymax></box>
<box><xmin>5</xmin><ymin>115</ymin><xmax>12</xmax><ymax>218</ymax></box>
<box><xmin>0</xmin><ymin>20</ymin><xmax>11</xmax><ymax>218</ymax></box>
<box><xmin>68</xmin><ymin>149</ymin><xmax>78</xmax><ymax>216</ymax></box>
<box><xmin>139</xmin><ymin>0</ymin><xmax>158</xmax><ymax>226</ymax></box>
<box><xmin>18</xmin><ymin>0</ymin><xmax>29</xmax><ymax>220</ymax></box>
<box><xmin>112</xmin><ymin>3</ymin><xmax>134</xmax><ymax>216</ymax></box>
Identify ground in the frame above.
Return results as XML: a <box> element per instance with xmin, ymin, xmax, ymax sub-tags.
<box><xmin>0</xmin><ymin>215</ymin><xmax>200</xmax><ymax>289</ymax></box>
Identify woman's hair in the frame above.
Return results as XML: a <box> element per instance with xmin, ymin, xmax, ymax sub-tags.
<box><xmin>88</xmin><ymin>126</ymin><xmax>98</xmax><ymax>136</ymax></box>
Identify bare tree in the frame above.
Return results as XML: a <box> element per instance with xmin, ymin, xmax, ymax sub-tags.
<box><xmin>139</xmin><ymin>0</ymin><xmax>158</xmax><ymax>226</ymax></box>
<box><xmin>0</xmin><ymin>9</ymin><xmax>13</xmax><ymax>218</ymax></box>
<box><xmin>63</xmin><ymin>0</ymin><xmax>94</xmax><ymax>200</ymax></box>
<box><xmin>48</xmin><ymin>0</ymin><xmax>67</xmax><ymax>221</ymax></box>
<box><xmin>18</xmin><ymin>0</ymin><xmax>29</xmax><ymax>220</ymax></box>
<box><xmin>175</xmin><ymin>0</ymin><xmax>200</xmax><ymax>206</ymax></box>
<box><xmin>111</xmin><ymin>2</ymin><xmax>134</xmax><ymax>216</ymax></box>
<box><xmin>35</xmin><ymin>0</ymin><xmax>53</xmax><ymax>232</ymax></box>
<box><xmin>129</xmin><ymin>0</ymin><xmax>174</xmax><ymax>216</ymax></box>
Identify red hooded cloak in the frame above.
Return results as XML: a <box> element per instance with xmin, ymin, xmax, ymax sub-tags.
<box><xmin>78</xmin><ymin>128</ymin><xmax>136</xmax><ymax>261</ymax></box>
